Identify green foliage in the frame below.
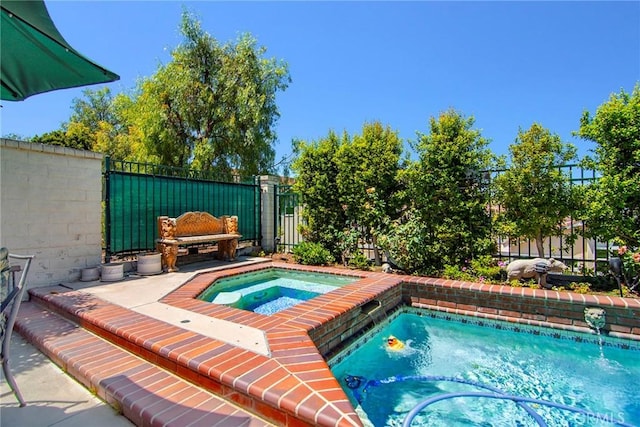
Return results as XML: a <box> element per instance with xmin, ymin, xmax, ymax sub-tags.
<box><xmin>335</xmin><ymin>122</ymin><xmax>404</xmax><ymax>265</ymax></box>
<box><xmin>336</xmin><ymin>228</ymin><xmax>362</xmax><ymax>266</ymax></box>
<box><xmin>292</xmin><ymin>132</ymin><xmax>346</xmax><ymax>257</ymax></box>
<box><xmin>30</xmin><ymin>129</ymin><xmax>90</xmax><ymax>150</ymax></box>
<box><xmin>493</xmin><ymin>123</ymin><xmax>581</xmax><ymax>258</ymax></box>
<box><xmin>69</xmin><ymin>87</ymin><xmax>119</xmax><ymax>135</ymax></box>
<box><xmin>470</xmin><ymin>255</ymin><xmax>504</xmax><ymax>282</ymax></box>
<box><xmin>577</xmin><ymin>84</ymin><xmax>640</xmax><ymax>248</ymax></box>
<box><xmin>292</xmin><ymin>241</ymin><xmax>334</xmax><ymax>266</ymax></box>
<box><xmin>30</xmin><ymin>87</ymin><xmax>116</xmax><ymax>151</ymax></box>
<box><xmin>122</xmin><ymin>11</ymin><xmax>290</xmax><ymax>180</ymax></box>
<box><xmin>32</xmin><ymin>12</ymin><xmax>290</xmax><ymax>180</ymax></box>
<box><xmin>442</xmin><ymin>265</ymin><xmax>471</xmax><ymax>281</ymax></box>
<box><xmin>441</xmin><ymin>255</ymin><xmax>503</xmax><ymax>283</ymax></box>
<box><xmin>380</xmin><ymin>109</ymin><xmax>495</xmax><ymax>275</ymax></box>
<box><xmin>292</xmin><ymin>122</ymin><xmax>403</xmax><ymax>262</ymax></box>
<box><xmin>376</xmin><ymin>212</ymin><xmax>432</xmax><ymax>274</ymax></box>
<box><xmin>509</xmin><ymin>279</ymin><xmax>525</xmax><ymax>288</ymax></box>
<box><xmin>613</xmin><ymin>245</ymin><xmax>640</xmax><ymax>293</ymax></box>
<box><xmin>555</xmin><ymin>282</ymin><xmax>593</xmax><ymax>294</ymax></box>
<box><xmin>32</xmin><ymin>87</ymin><xmax>136</xmax><ymax>157</ymax></box>
<box><xmin>348</xmin><ymin>250</ymin><xmax>371</xmax><ymax>270</ymax></box>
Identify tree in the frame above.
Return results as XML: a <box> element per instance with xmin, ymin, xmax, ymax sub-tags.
<box><xmin>577</xmin><ymin>85</ymin><xmax>640</xmax><ymax>248</ymax></box>
<box><xmin>291</xmin><ymin>123</ymin><xmax>405</xmax><ymax>265</ymax></box>
<box><xmin>30</xmin><ymin>126</ymin><xmax>93</xmax><ymax>150</ymax></box>
<box><xmin>291</xmin><ymin>132</ymin><xmax>346</xmax><ymax>259</ymax></box>
<box><xmin>335</xmin><ymin>122</ymin><xmax>403</xmax><ymax>265</ymax></box>
<box><xmin>24</xmin><ymin>11</ymin><xmax>289</xmax><ymax>178</ymax></box>
<box><xmin>68</xmin><ymin>87</ymin><xmax>133</xmax><ymax>156</ymax></box>
<box><xmin>380</xmin><ymin>109</ymin><xmax>495</xmax><ymax>275</ymax></box>
<box><xmin>128</xmin><ymin>11</ymin><xmax>290</xmax><ymax>180</ymax></box>
<box><xmin>32</xmin><ymin>87</ymin><xmax>131</xmax><ymax>155</ymax></box>
<box><xmin>68</xmin><ymin>87</ymin><xmax>118</xmax><ymax>135</ymax></box>
<box><xmin>493</xmin><ymin>123</ymin><xmax>580</xmax><ymax>258</ymax></box>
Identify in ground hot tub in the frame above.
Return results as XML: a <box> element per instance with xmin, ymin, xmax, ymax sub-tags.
<box><xmin>199</xmin><ymin>268</ymin><xmax>357</xmax><ymax>315</ymax></box>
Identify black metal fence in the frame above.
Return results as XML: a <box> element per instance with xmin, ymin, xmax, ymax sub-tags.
<box><xmin>275</xmin><ymin>164</ymin><xmax>609</xmax><ymax>275</ymax></box>
<box><xmin>103</xmin><ymin>157</ymin><xmax>261</xmax><ymax>260</ymax></box>
<box><xmin>489</xmin><ymin>164</ymin><xmax>607</xmax><ymax>274</ymax></box>
<box><xmin>275</xmin><ymin>184</ymin><xmax>302</xmax><ymax>252</ymax></box>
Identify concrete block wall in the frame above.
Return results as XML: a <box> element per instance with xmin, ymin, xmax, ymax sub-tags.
<box><xmin>0</xmin><ymin>139</ymin><xmax>103</xmax><ymax>287</ymax></box>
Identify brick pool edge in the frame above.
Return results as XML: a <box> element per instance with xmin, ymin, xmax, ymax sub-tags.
<box><xmin>25</xmin><ymin>262</ymin><xmax>640</xmax><ymax>427</ymax></box>
<box><xmin>402</xmin><ymin>276</ymin><xmax>640</xmax><ymax>341</ymax></box>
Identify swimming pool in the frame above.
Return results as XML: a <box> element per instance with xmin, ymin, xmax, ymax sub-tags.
<box><xmin>330</xmin><ymin>309</ymin><xmax>640</xmax><ymax>427</ymax></box>
<box><xmin>198</xmin><ymin>268</ymin><xmax>357</xmax><ymax>315</ymax></box>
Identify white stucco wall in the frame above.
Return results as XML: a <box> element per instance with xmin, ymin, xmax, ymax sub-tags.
<box><xmin>0</xmin><ymin>139</ymin><xmax>103</xmax><ymax>287</ymax></box>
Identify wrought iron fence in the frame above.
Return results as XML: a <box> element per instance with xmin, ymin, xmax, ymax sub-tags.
<box><xmin>489</xmin><ymin>164</ymin><xmax>606</xmax><ymax>274</ymax></box>
<box><xmin>103</xmin><ymin>157</ymin><xmax>261</xmax><ymax>260</ymax></box>
<box><xmin>275</xmin><ymin>184</ymin><xmax>302</xmax><ymax>253</ymax></box>
<box><xmin>275</xmin><ymin>164</ymin><xmax>609</xmax><ymax>275</ymax></box>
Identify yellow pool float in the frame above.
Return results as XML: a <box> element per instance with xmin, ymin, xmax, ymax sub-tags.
<box><xmin>387</xmin><ymin>335</ymin><xmax>405</xmax><ymax>351</ymax></box>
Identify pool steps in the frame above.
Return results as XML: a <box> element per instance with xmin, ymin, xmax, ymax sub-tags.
<box><xmin>14</xmin><ymin>301</ymin><xmax>276</xmax><ymax>427</ymax></box>
<box><xmin>211</xmin><ymin>291</ymin><xmax>242</xmax><ymax>306</ymax></box>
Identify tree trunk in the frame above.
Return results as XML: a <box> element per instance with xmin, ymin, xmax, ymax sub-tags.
<box><xmin>535</xmin><ymin>231</ymin><xmax>545</xmax><ymax>258</ymax></box>
<box><xmin>372</xmin><ymin>234</ymin><xmax>381</xmax><ymax>266</ymax></box>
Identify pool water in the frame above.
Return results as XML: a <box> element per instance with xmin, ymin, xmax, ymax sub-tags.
<box><xmin>330</xmin><ymin>310</ymin><xmax>640</xmax><ymax>427</ymax></box>
<box><xmin>198</xmin><ymin>268</ymin><xmax>357</xmax><ymax>315</ymax></box>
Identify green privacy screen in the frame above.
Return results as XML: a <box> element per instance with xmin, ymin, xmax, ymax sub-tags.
<box><xmin>105</xmin><ymin>159</ymin><xmax>260</xmax><ymax>257</ymax></box>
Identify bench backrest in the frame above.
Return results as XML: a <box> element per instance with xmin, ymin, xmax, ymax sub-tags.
<box><xmin>174</xmin><ymin>212</ymin><xmax>227</xmax><ymax>237</ymax></box>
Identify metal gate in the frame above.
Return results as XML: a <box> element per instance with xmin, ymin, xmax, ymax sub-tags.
<box><xmin>275</xmin><ymin>184</ymin><xmax>302</xmax><ymax>253</ymax></box>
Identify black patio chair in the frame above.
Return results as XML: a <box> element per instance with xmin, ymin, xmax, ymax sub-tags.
<box><xmin>1</xmin><ymin>247</ymin><xmax>35</xmax><ymax>407</ymax></box>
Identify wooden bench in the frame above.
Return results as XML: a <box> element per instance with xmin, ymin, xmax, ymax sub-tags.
<box><xmin>156</xmin><ymin>211</ymin><xmax>241</xmax><ymax>272</ymax></box>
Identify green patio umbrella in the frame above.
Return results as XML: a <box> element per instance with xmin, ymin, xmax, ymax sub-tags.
<box><xmin>1</xmin><ymin>0</ymin><xmax>119</xmax><ymax>101</ymax></box>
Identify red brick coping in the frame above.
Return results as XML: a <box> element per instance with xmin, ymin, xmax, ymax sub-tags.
<box><xmin>402</xmin><ymin>275</ymin><xmax>640</xmax><ymax>340</ymax></box>
<box><xmin>15</xmin><ymin>302</ymin><xmax>275</xmax><ymax>427</ymax></box>
<box><xmin>24</xmin><ymin>262</ymin><xmax>640</xmax><ymax>427</ymax></box>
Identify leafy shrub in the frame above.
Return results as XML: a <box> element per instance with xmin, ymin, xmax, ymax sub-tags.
<box><xmin>337</xmin><ymin>228</ymin><xmax>362</xmax><ymax>266</ymax></box>
<box><xmin>395</xmin><ymin>109</ymin><xmax>496</xmax><ymax>275</ymax></box>
<box><xmin>442</xmin><ymin>264</ymin><xmax>473</xmax><ymax>281</ymax></box>
<box><xmin>249</xmin><ymin>248</ymin><xmax>267</xmax><ymax>257</ymax></box>
<box><xmin>565</xmin><ymin>282</ymin><xmax>593</xmax><ymax>294</ymax></box>
<box><xmin>614</xmin><ymin>245</ymin><xmax>640</xmax><ymax>293</ymax></box>
<box><xmin>441</xmin><ymin>256</ymin><xmax>504</xmax><ymax>283</ymax></box>
<box><xmin>377</xmin><ymin>213</ymin><xmax>433</xmax><ymax>275</ymax></box>
<box><xmin>348</xmin><ymin>250</ymin><xmax>371</xmax><ymax>270</ymax></box>
<box><xmin>292</xmin><ymin>242</ymin><xmax>334</xmax><ymax>266</ymax></box>
<box><xmin>577</xmin><ymin>85</ymin><xmax>640</xmax><ymax>249</ymax></box>
<box><xmin>470</xmin><ymin>255</ymin><xmax>504</xmax><ymax>282</ymax></box>
<box><xmin>493</xmin><ymin>123</ymin><xmax>581</xmax><ymax>259</ymax></box>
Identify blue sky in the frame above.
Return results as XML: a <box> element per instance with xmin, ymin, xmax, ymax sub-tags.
<box><xmin>2</xmin><ymin>1</ymin><xmax>639</xmax><ymax>165</ymax></box>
